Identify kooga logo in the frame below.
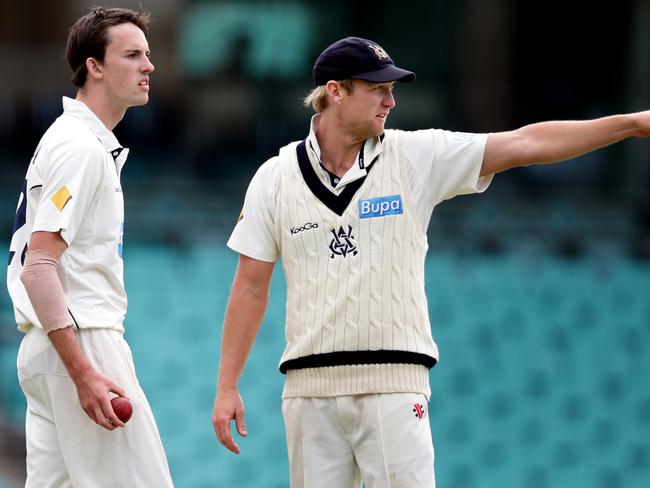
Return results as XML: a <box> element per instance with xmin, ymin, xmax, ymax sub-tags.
<box><xmin>291</xmin><ymin>222</ymin><xmax>319</xmax><ymax>235</ymax></box>
<box><xmin>358</xmin><ymin>194</ymin><xmax>403</xmax><ymax>219</ymax></box>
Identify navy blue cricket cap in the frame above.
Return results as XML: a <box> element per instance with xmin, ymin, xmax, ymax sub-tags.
<box><xmin>312</xmin><ymin>36</ymin><xmax>416</xmax><ymax>87</ymax></box>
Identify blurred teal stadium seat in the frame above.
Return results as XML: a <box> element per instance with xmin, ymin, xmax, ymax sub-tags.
<box><xmin>0</xmin><ymin>255</ymin><xmax>23</xmax><ymax>427</ymax></box>
<box><xmin>1</xmin><ymin>242</ymin><xmax>649</xmax><ymax>487</ymax></box>
<box><xmin>178</xmin><ymin>3</ymin><xmax>315</xmax><ymax>80</ymax></box>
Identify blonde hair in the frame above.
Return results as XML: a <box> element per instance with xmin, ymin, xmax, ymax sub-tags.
<box><xmin>302</xmin><ymin>80</ymin><xmax>355</xmax><ymax>113</ymax></box>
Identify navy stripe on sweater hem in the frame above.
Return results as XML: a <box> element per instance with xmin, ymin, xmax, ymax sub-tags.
<box><xmin>279</xmin><ymin>350</ymin><xmax>437</xmax><ymax>374</ymax></box>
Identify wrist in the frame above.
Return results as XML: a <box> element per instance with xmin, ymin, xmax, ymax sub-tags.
<box><xmin>217</xmin><ymin>379</ymin><xmax>238</xmax><ymax>393</ymax></box>
<box><xmin>66</xmin><ymin>357</ymin><xmax>94</xmax><ymax>383</ymax></box>
<box><xmin>47</xmin><ymin>327</ymin><xmax>94</xmax><ymax>383</ymax></box>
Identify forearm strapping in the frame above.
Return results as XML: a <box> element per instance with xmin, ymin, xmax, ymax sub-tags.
<box><xmin>20</xmin><ymin>249</ymin><xmax>74</xmax><ymax>333</ymax></box>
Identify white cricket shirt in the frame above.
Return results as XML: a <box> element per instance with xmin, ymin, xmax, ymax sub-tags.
<box><xmin>7</xmin><ymin>97</ymin><xmax>129</xmax><ymax>332</ymax></box>
<box><xmin>228</xmin><ymin>116</ymin><xmax>492</xmax><ymax>261</ymax></box>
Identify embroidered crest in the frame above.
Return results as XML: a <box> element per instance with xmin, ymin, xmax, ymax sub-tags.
<box><xmin>329</xmin><ymin>225</ymin><xmax>358</xmax><ymax>258</ymax></box>
<box><xmin>368</xmin><ymin>43</ymin><xmax>389</xmax><ymax>60</ymax></box>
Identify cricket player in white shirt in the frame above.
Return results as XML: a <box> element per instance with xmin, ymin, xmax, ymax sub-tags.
<box><xmin>7</xmin><ymin>7</ymin><xmax>173</xmax><ymax>487</ymax></box>
<box><xmin>211</xmin><ymin>36</ymin><xmax>650</xmax><ymax>487</ymax></box>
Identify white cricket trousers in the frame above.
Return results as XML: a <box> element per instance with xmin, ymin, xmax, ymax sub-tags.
<box><xmin>282</xmin><ymin>393</ymin><xmax>435</xmax><ymax>488</ymax></box>
<box><xmin>17</xmin><ymin>326</ymin><xmax>174</xmax><ymax>488</ymax></box>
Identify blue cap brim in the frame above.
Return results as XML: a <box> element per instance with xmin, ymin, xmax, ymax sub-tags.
<box><xmin>351</xmin><ymin>65</ymin><xmax>416</xmax><ymax>83</ymax></box>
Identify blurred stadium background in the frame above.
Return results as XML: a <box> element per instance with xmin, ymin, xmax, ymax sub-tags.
<box><xmin>1</xmin><ymin>0</ymin><xmax>649</xmax><ymax>487</ymax></box>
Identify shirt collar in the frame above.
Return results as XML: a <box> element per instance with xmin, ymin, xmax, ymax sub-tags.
<box><xmin>61</xmin><ymin>97</ymin><xmax>124</xmax><ymax>156</ymax></box>
<box><xmin>306</xmin><ymin>114</ymin><xmax>384</xmax><ymax>188</ymax></box>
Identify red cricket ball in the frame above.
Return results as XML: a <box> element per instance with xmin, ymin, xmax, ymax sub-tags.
<box><xmin>111</xmin><ymin>397</ymin><xmax>133</xmax><ymax>423</ymax></box>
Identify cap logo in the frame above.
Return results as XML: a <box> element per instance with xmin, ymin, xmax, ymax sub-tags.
<box><xmin>368</xmin><ymin>43</ymin><xmax>389</xmax><ymax>60</ymax></box>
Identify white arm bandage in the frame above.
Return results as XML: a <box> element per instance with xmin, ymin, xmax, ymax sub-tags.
<box><xmin>20</xmin><ymin>250</ymin><xmax>75</xmax><ymax>333</ymax></box>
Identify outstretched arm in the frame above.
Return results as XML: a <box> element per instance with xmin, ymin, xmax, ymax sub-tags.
<box><xmin>481</xmin><ymin>110</ymin><xmax>650</xmax><ymax>176</ymax></box>
<box><xmin>212</xmin><ymin>254</ymin><xmax>275</xmax><ymax>454</ymax></box>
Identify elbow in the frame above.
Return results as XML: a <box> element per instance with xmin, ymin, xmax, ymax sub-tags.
<box><xmin>20</xmin><ymin>258</ymin><xmax>37</xmax><ymax>288</ymax></box>
<box><xmin>20</xmin><ymin>250</ymin><xmax>59</xmax><ymax>289</ymax></box>
<box><xmin>245</xmin><ymin>283</ymin><xmax>270</xmax><ymax>304</ymax></box>
<box><xmin>232</xmin><ymin>275</ymin><xmax>271</xmax><ymax>304</ymax></box>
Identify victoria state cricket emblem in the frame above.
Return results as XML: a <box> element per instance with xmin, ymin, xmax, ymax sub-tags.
<box><xmin>368</xmin><ymin>43</ymin><xmax>389</xmax><ymax>60</ymax></box>
<box><xmin>413</xmin><ymin>403</ymin><xmax>426</xmax><ymax>419</ymax></box>
<box><xmin>329</xmin><ymin>225</ymin><xmax>358</xmax><ymax>258</ymax></box>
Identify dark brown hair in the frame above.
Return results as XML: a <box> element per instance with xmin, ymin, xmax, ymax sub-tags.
<box><xmin>65</xmin><ymin>6</ymin><xmax>150</xmax><ymax>87</ymax></box>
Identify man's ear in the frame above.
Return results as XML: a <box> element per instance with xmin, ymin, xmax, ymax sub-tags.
<box><xmin>85</xmin><ymin>57</ymin><xmax>103</xmax><ymax>80</ymax></box>
<box><xmin>326</xmin><ymin>80</ymin><xmax>344</xmax><ymax>104</ymax></box>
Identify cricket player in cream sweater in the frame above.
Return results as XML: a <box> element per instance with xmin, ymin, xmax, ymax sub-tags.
<box><xmin>212</xmin><ymin>36</ymin><xmax>650</xmax><ymax>488</ymax></box>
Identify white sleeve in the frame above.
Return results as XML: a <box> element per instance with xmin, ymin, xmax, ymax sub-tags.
<box><xmin>32</xmin><ymin>140</ymin><xmax>104</xmax><ymax>246</ymax></box>
<box><xmin>403</xmin><ymin>129</ymin><xmax>492</xmax><ymax>229</ymax></box>
<box><xmin>227</xmin><ymin>157</ymin><xmax>280</xmax><ymax>262</ymax></box>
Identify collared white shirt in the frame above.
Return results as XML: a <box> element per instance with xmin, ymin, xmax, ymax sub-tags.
<box><xmin>306</xmin><ymin>115</ymin><xmax>384</xmax><ymax>190</ymax></box>
<box><xmin>228</xmin><ymin>117</ymin><xmax>492</xmax><ymax>263</ymax></box>
<box><xmin>7</xmin><ymin>97</ymin><xmax>130</xmax><ymax>332</ymax></box>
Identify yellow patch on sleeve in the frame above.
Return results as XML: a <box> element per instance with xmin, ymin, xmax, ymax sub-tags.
<box><xmin>238</xmin><ymin>209</ymin><xmax>244</xmax><ymax>222</ymax></box>
<box><xmin>51</xmin><ymin>186</ymin><xmax>72</xmax><ymax>211</ymax></box>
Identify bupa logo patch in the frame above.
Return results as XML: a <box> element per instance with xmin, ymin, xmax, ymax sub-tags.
<box><xmin>358</xmin><ymin>195</ymin><xmax>403</xmax><ymax>219</ymax></box>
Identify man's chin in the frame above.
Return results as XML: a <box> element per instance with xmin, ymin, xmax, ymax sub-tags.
<box><xmin>129</xmin><ymin>95</ymin><xmax>149</xmax><ymax>108</ymax></box>
<box><xmin>371</xmin><ymin>120</ymin><xmax>387</xmax><ymax>136</ymax></box>
<box><xmin>350</xmin><ymin>120</ymin><xmax>385</xmax><ymax>140</ymax></box>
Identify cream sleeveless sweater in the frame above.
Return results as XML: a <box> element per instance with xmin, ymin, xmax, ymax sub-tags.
<box><xmin>276</xmin><ymin>130</ymin><xmax>437</xmax><ymax>399</ymax></box>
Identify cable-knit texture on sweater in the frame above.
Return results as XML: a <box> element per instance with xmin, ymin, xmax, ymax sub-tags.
<box><xmin>276</xmin><ymin>130</ymin><xmax>437</xmax><ymax>399</ymax></box>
